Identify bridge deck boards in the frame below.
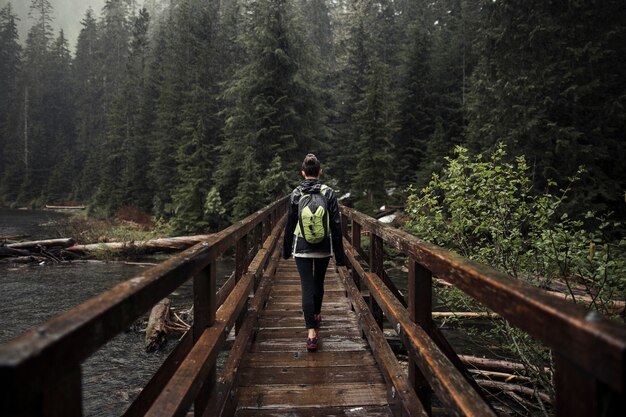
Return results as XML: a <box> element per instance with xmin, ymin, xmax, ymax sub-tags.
<box><xmin>235</xmin><ymin>259</ymin><xmax>394</xmax><ymax>416</ymax></box>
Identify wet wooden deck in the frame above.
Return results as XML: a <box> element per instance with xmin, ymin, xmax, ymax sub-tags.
<box><xmin>235</xmin><ymin>258</ymin><xmax>394</xmax><ymax>416</ymax></box>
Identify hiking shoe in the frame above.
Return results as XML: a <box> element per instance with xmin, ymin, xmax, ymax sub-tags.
<box><xmin>306</xmin><ymin>337</ymin><xmax>318</xmax><ymax>352</ymax></box>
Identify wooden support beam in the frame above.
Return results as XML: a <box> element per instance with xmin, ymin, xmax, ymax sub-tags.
<box><xmin>340</xmin><ymin>206</ymin><xmax>626</xmax><ymax>393</ymax></box>
<box><xmin>338</xmin><ymin>266</ymin><xmax>428</xmax><ymax>417</ymax></box>
<box><xmin>344</xmin><ymin>242</ymin><xmax>497</xmax><ymax>417</ymax></box>
<box><xmin>369</xmin><ymin>234</ymin><xmax>385</xmax><ymax>330</ymax></box>
<box><xmin>408</xmin><ymin>259</ymin><xmax>433</xmax><ymax>415</ymax></box>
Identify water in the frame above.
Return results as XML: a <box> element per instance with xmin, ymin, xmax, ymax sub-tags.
<box><xmin>0</xmin><ymin>207</ymin><xmax>69</xmax><ymax>240</ymax></box>
<box><xmin>0</xmin><ymin>209</ymin><xmax>233</xmax><ymax>416</ymax></box>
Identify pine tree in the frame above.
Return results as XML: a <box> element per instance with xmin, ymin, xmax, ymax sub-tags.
<box><xmin>74</xmin><ymin>8</ymin><xmax>103</xmax><ymax>201</ymax></box>
<box><xmin>18</xmin><ymin>0</ymin><xmax>56</xmax><ymax>203</ymax></box>
<box><xmin>217</xmin><ymin>0</ymin><xmax>325</xmax><ymax>220</ymax></box>
<box><xmin>332</xmin><ymin>0</ymin><xmax>369</xmax><ymax>187</ymax></box>
<box><xmin>0</xmin><ymin>2</ymin><xmax>22</xmax><ymax>201</ymax></box>
<box><xmin>45</xmin><ymin>30</ymin><xmax>76</xmax><ymax>203</ymax></box>
<box><xmin>335</xmin><ymin>0</ymin><xmax>397</xmax><ymax>204</ymax></box>
<box><xmin>95</xmin><ymin>7</ymin><xmax>154</xmax><ymax>214</ymax></box>
<box><xmin>353</xmin><ymin>58</ymin><xmax>393</xmax><ymax>212</ymax></box>
<box><xmin>393</xmin><ymin>2</ymin><xmax>434</xmax><ymax>187</ymax></box>
<box><xmin>465</xmin><ymin>0</ymin><xmax>626</xmax><ymax>213</ymax></box>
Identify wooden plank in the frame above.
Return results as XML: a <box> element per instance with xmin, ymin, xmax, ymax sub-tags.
<box><xmin>258</xmin><ymin>316</ymin><xmax>355</xmax><ymax>329</ymax></box>
<box><xmin>242</xmin><ymin>351</ymin><xmax>378</xmax><ymax>368</ymax></box>
<box><xmin>338</xmin><ymin>266</ymin><xmax>427</xmax><ymax>417</ymax></box>
<box><xmin>193</xmin><ymin>264</ymin><xmax>217</xmax><ymax>417</ymax></box>
<box><xmin>340</xmin><ymin>206</ymin><xmax>626</xmax><ymax>392</ymax></box>
<box><xmin>0</xmin><ymin>197</ymin><xmax>289</xmax><ymax>388</ymax></box>
<box><xmin>353</xmin><ymin>271</ymin><xmax>497</xmax><ymax>414</ymax></box>
<box><xmin>408</xmin><ymin>259</ymin><xmax>432</xmax><ymax>414</ymax></box>
<box><xmin>203</xmin><ymin>229</ymin><xmax>285</xmax><ymax>417</ymax></box>
<box><xmin>124</xmin><ymin>331</ymin><xmax>193</xmax><ymax>416</ymax></box>
<box><xmin>42</xmin><ymin>365</ymin><xmax>82</xmax><ymax>417</ymax></box>
<box><xmin>236</xmin><ymin>406</ymin><xmax>393</xmax><ymax>417</ymax></box>
<box><xmin>553</xmin><ymin>353</ymin><xmax>625</xmax><ymax>417</ymax></box>
<box><xmin>254</xmin><ymin>327</ymin><xmax>362</xmax><ymax>341</ymax></box>
<box><xmin>237</xmin><ymin>383</ymin><xmax>389</xmax><ymax>409</ymax></box>
<box><xmin>249</xmin><ymin>337</ymin><xmax>369</xmax><ymax>352</ymax></box>
<box><xmin>239</xmin><ymin>366</ymin><xmax>385</xmax><ymax>385</ymax></box>
<box><xmin>145</xmin><ymin>271</ymin><xmax>257</xmax><ymax>417</ymax></box>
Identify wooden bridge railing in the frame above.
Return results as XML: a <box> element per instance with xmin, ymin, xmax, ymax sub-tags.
<box><xmin>339</xmin><ymin>205</ymin><xmax>626</xmax><ymax>417</ymax></box>
<box><xmin>0</xmin><ymin>197</ymin><xmax>289</xmax><ymax>417</ymax></box>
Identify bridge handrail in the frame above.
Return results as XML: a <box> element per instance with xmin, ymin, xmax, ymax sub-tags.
<box><xmin>340</xmin><ymin>205</ymin><xmax>626</xmax><ymax>417</ymax></box>
<box><xmin>0</xmin><ymin>197</ymin><xmax>289</xmax><ymax>416</ymax></box>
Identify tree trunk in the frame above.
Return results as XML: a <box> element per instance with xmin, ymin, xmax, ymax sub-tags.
<box><xmin>66</xmin><ymin>234</ymin><xmax>214</xmax><ymax>254</ymax></box>
<box><xmin>7</xmin><ymin>238</ymin><xmax>75</xmax><ymax>250</ymax></box>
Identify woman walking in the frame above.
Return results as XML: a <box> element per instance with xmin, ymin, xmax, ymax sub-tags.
<box><xmin>283</xmin><ymin>154</ymin><xmax>346</xmax><ymax>352</ymax></box>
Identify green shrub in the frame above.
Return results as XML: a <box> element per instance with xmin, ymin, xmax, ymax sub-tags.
<box><xmin>406</xmin><ymin>144</ymin><xmax>625</xmax><ymax>408</ymax></box>
<box><xmin>407</xmin><ymin>144</ymin><xmax>625</xmax><ymax>306</ymax></box>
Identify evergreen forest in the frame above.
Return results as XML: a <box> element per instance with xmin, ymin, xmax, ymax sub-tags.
<box><xmin>0</xmin><ymin>0</ymin><xmax>624</xmax><ymax>234</ymax></box>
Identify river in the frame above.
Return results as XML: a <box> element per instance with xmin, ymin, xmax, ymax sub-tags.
<box><xmin>0</xmin><ymin>208</ymin><xmax>232</xmax><ymax>416</ymax></box>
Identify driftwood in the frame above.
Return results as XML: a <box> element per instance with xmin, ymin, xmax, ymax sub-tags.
<box><xmin>145</xmin><ymin>298</ymin><xmax>171</xmax><ymax>352</ymax></box>
<box><xmin>459</xmin><ymin>355</ymin><xmax>552</xmax><ymax>376</ymax></box>
<box><xmin>6</xmin><ymin>238</ymin><xmax>75</xmax><ymax>250</ymax></box>
<box><xmin>468</xmin><ymin>368</ymin><xmax>531</xmax><ymax>383</ymax></box>
<box><xmin>0</xmin><ymin>239</ymin><xmax>75</xmax><ymax>263</ymax></box>
<box><xmin>544</xmin><ymin>289</ymin><xmax>625</xmax><ymax>314</ymax></box>
<box><xmin>66</xmin><ymin>234</ymin><xmax>214</xmax><ymax>254</ymax></box>
<box><xmin>433</xmin><ymin>312</ymin><xmax>498</xmax><ymax>318</ymax></box>
<box><xmin>476</xmin><ymin>379</ymin><xmax>552</xmax><ymax>404</ymax></box>
<box><xmin>44</xmin><ymin>205</ymin><xmax>86</xmax><ymax>210</ymax></box>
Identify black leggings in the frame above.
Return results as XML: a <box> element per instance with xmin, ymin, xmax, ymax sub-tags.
<box><xmin>295</xmin><ymin>256</ymin><xmax>330</xmax><ymax>329</ymax></box>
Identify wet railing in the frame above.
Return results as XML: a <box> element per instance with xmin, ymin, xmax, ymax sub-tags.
<box><xmin>1</xmin><ymin>198</ymin><xmax>623</xmax><ymax>417</ymax></box>
<box><xmin>0</xmin><ymin>197</ymin><xmax>288</xmax><ymax>417</ymax></box>
<box><xmin>339</xmin><ymin>205</ymin><xmax>626</xmax><ymax>417</ymax></box>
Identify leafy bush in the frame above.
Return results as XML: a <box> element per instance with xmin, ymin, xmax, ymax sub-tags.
<box><xmin>406</xmin><ymin>144</ymin><xmax>625</xmax><ymax>409</ymax></box>
<box><xmin>407</xmin><ymin>144</ymin><xmax>625</xmax><ymax>307</ymax></box>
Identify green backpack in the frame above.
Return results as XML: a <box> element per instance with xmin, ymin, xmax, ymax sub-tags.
<box><xmin>297</xmin><ymin>185</ymin><xmax>330</xmax><ymax>244</ymax></box>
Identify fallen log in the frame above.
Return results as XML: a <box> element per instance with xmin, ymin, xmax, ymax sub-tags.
<box><xmin>433</xmin><ymin>312</ymin><xmax>498</xmax><ymax>318</ymax></box>
<box><xmin>475</xmin><ymin>379</ymin><xmax>552</xmax><ymax>404</ymax></box>
<box><xmin>468</xmin><ymin>368</ymin><xmax>531</xmax><ymax>383</ymax></box>
<box><xmin>145</xmin><ymin>298</ymin><xmax>171</xmax><ymax>352</ymax></box>
<box><xmin>459</xmin><ymin>355</ymin><xmax>552</xmax><ymax>376</ymax></box>
<box><xmin>544</xmin><ymin>289</ymin><xmax>625</xmax><ymax>314</ymax></box>
<box><xmin>66</xmin><ymin>234</ymin><xmax>214</xmax><ymax>254</ymax></box>
<box><xmin>45</xmin><ymin>205</ymin><xmax>86</xmax><ymax>210</ymax></box>
<box><xmin>7</xmin><ymin>238</ymin><xmax>75</xmax><ymax>250</ymax></box>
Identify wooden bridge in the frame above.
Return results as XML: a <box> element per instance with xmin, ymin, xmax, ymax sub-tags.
<box><xmin>1</xmin><ymin>198</ymin><xmax>625</xmax><ymax>416</ymax></box>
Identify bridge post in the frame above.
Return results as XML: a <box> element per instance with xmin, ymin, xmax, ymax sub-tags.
<box><xmin>369</xmin><ymin>233</ymin><xmax>385</xmax><ymax>330</ymax></box>
<box><xmin>235</xmin><ymin>237</ymin><xmax>248</xmax><ymax>334</ymax></box>
<box><xmin>555</xmin><ymin>354</ymin><xmax>625</xmax><ymax>417</ymax></box>
<box><xmin>408</xmin><ymin>260</ymin><xmax>433</xmax><ymax>415</ymax></box>
<box><xmin>351</xmin><ymin>221</ymin><xmax>362</xmax><ymax>291</ymax></box>
<box><xmin>193</xmin><ymin>263</ymin><xmax>216</xmax><ymax>417</ymax></box>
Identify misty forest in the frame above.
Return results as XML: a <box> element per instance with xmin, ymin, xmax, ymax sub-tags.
<box><xmin>1</xmin><ymin>0</ymin><xmax>624</xmax><ymax>229</ymax></box>
<box><xmin>1</xmin><ymin>1</ymin><xmax>626</xmax><ymax>414</ymax></box>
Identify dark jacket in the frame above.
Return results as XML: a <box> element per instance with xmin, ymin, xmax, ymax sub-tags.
<box><xmin>283</xmin><ymin>179</ymin><xmax>346</xmax><ymax>265</ymax></box>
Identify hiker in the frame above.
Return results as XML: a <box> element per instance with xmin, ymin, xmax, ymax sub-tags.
<box><xmin>283</xmin><ymin>153</ymin><xmax>346</xmax><ymax>352</ymax></box>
